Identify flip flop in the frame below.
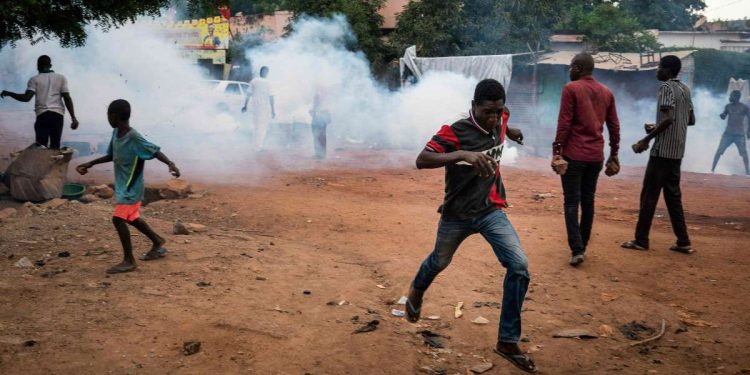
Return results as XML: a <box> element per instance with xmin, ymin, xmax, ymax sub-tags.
<box><xmin>494</xmin><ymin>348</ymin><xmax>538</xmax><ymax>373</ymax></box>
<box><xmin>670</xmin><ymin>244</ymin><xmax>694</xmax><ymax>254</ymax></box>
<box><xmin>405</xmin><ymin>298</ymin><xmax>421</xmax><ymax>323</ymax></box>
<box><xmin>139</xmin><ymin>247</ymin><xmax>168</xmax><ymax>261</ymax></box>
<box><xmin>106</xmin><ymin>263</ymin><xmax>137</xmax><ymax>274</ymax></box>
<box><xmin>621</xmin><ymin>240</ymin><xmax>648</xmax><ymax>251</ymax></box>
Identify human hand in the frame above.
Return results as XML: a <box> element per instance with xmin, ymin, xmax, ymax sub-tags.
<box><xmin>720</xmin><ymin>113</ymin><xmax>727</xmax><ymax>120</ymax></box>
<box><xmin>605</xmin><ymin>155</ymin><xmax>620</xmax><ymax>177</ymax></box>
<box><xmin>0</xmin><ymin>90</ymin><xmax>7</xmax><ymax>98</ymax></box>
<box><xmin>76</xmin><ymin>163</ymin><xmax>91</xmax><ymax>175</ymax></box>
<box><xmin>507</xmin><ymin>128</ymin><xmax>524</xmax><ymax>145</ymax></box>
<box><xmin>461</xmin><ymin>151</ymin><xmax>497</xmax><ymax>178</ymax></box>
<box><xmin>632</xmin><ymin>140</ymin><xmax>649</xmax><ymax>153</ymax></box>
<box><xmin>272</xmin><ymin>111</ymin><xmax>276</xmax><ymax>119</ymax></box>
<box><xmin>241</xmin><ymin>106</ymin><xmax>247</xmax><ymax>113</ymax></box>
<box><xmin>644</xmin><ymin>123</ymin><xmax>655</xmax><ymax>134</ymax></box>
<box><xmin>71</xmin><ymin>118</ymin><xmax>79</xmax><ymax>130</ymax></box>
<box><xmin>168</xmin><ymin>162</ymin><xmax>181</xmax><ymax>178</ymax></box>
<box><xmin>551</xmin><ymin>155</ymin><xmax>568</xmax><ymax>175</ymax></box>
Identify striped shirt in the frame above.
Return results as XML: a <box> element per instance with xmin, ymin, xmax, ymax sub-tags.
<box><xmin>651</xmin><ymin>79</ymin><xmax>693</xmax><ymax>159</ymax></box>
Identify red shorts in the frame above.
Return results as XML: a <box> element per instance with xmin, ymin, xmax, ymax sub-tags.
<box><xmin>113</xmin><ymin>202</ymin><xmax>142</xmax><ymax>222</ymax></box>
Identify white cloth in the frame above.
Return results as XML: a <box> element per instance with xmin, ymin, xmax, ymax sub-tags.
<box><xmin>400</xmin><ymin>46</ymin><xmax>513</xmax><ymax>89</ymax></box>
<box><xmin>728</xmin><ymin>78</ymin><xmax>750</xmax><ymax>104</ymax></box>
<box><xmin>249</xmin><ymin>77</ymin><xmax>274</xmax><ymax>121</ymax></box>
<box><xmin>26</xmin><ymin>72</ymin><xmax>69</xmax><ymax>117</ymax></box>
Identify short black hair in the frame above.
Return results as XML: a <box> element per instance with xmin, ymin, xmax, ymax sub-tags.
<box><xmin>37</xmin><ymin>55</ymin><xmax>51</xmax><ymax>67</ymax></box>
<box><xmin>108</xmin><ymin>99</ymin><xmax>131</xmax><ymax>121</ymax></box>
<box><xmin>474</xmin><ymin>79</ymin><xmax>505</xmax><ymax>103</ymax></box>
<box><xmin>660</xmin><ymin>55</ymin><xmax>681</xmax><ymax>76</ymax></box>
<box><xmin>572</xmin><ymin>53</ymin><xmax>594</xmax><ymax>73</ymax></box>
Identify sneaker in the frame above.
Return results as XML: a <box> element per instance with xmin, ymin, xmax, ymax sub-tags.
<box><xmin>569</xmin><ymin>254</ymin><xmax>585</xmax><ymax>267</ymax></box>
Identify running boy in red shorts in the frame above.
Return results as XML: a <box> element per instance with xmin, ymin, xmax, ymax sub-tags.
<box><xmin>76</xmin><ymin>99</ymin><xmax>180</xmax><ymax>274</ymax></box>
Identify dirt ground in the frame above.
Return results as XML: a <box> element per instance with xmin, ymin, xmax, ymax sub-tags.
<box><xmin>1</xmin><ymin>150</ymin><xmax>749</xmax><ymax>375</ymax></box>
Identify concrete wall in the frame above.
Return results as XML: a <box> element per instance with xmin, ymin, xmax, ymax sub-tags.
<box><xmin>657</xmin><ymin>31</ymin><xmax>744</xmax><ymax>50</ymax></box>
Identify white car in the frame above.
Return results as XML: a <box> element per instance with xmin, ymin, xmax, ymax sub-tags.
<box><xmin>206</xmin><ymin>80</ymin><xmax>250</xmax><ymax>112</ymax></box>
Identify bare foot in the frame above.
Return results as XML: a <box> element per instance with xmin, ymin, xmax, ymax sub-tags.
<box><xmin>106</xmin><ymin>261</ymin><xmax>136</xmax><ymax>274</ymax></box>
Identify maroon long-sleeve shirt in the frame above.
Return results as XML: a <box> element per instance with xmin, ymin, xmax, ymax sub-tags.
<box><xmin>553</xmin><ymin>76</ymin><xmax>620</xmax><ymax>161</ymax></box>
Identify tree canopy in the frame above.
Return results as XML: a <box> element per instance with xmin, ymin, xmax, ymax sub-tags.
<box><xmin>559</xmin><ymin>2</ymin><xmax>660</xmax><ymax>52</ymax></box>
<box><xmin>618</xmin><ymin>0</ymin><xmax>706</xmax><ymax>31</ymax></box>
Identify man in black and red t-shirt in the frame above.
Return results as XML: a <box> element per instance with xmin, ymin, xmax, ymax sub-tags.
<box><xmin>405</xmin><ymin>79</ymin><xmax>537</xmax><ymax>373</ymax></box>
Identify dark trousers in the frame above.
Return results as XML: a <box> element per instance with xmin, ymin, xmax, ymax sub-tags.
<box><xmin>311</xmin><ymin>115</ymin><xmax>329</xmax><ymax>159</ymax></box>
<box><xmin>635</xmin><ymin>156</ymin><xmax>690</xmax><ymax>247</ymax></box>
<box><xmin>561</xmin><ymin>158</ymin><xmax>603</xmax><ymax>255</ymax></box>
<box><xmin>34</xmin><ymin>111</ymin><xmax>64</xmax><ymax>149</ymax></box>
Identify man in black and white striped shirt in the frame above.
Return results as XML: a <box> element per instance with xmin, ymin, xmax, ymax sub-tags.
<box><xmin>622</xmin><ymin>55</ymin><xmax>695</xmax><ymax>254</ymax></box>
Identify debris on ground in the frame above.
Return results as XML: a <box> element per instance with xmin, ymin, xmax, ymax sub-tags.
<box><xmin>196</xmin><ymin>281</ymin><xmax>211</xmax><ymax>287</ymax></box>
<box><xmin>182</xmin><ymin>341</ymin><xmax>201</xmax><ymax>356</ymax></box>
<box><xmin>173</xmin><ymin>220</ymin><xmax>190</xmax><ymax>235</ymax></box>
<box><xmin>677</xmin><ymin>311</ymin><xmax>718</xmax><ymax>328</ymax></box>
<box><xmin>186</xmin><ymin>223</ymin><xmax>207</xmax><ymax>233</ymax></box>
<box><xmin>57</xmin><ymin>251</ymin><xmax>70</xmax><ymax>257</ymax></box>
<box><xmin>13</xmin><ymin>257</ymin><xmax>33</xmax><ymax>268</ymax></box>
<box><xmin>533</xmin><ymin>192</ymin><xmax>554</xmax><ymax>201</ymax></box>
<box><xmin>33</xmin><ymin>259</ymin><xmax>45</xmax><ymax>267</ymax></box>
<box><xmin>391</xmin><ymin>309</ymin><xmax>405</xmax><ymax>317</ymax></box>
<box><xmin>160</xmin><ymin>179</ymin><xmax>192</xmax><ymax>199</ymax></box>
<box><xmin>303</xmin><ymin>290</ymin><xmax>311</xmax><ymax>295</ymax></box>
<box><xmin>41</xmin><ymin>198</ymin><xmax>67</xmax><ymax>210</ymax></box>
<box><xmin>553</xmin><ymin>328</ymin><xmax>598</xmax><ymax>339</ymax></box>
<box><xmin>471</xmin><ymin>316</ymin><xmax>490</xmax><ymax>325</ymax></box>
<box><xmin>470</xmin><ymin>362</ymin><xmax>494</xmax><ymax>374</ymax></box>
<box><xmin>79</xmin><ymin>194</ymin><xmax>100</xmax><ymax>203</ymax></box>
<box><xmin>0</xmin><ymin>207</ymin><xmax>18</xmax><ymax>222</ymax></box>
<box><xmin>397</xmin><ymin>296</ymin><xmax>408</xmax><ymax>305</ymax></box>
<box><xmin>619</xmin><ymin>321</ymin><xmax>656</xmax><ymax>340</ymax></box>
<box><xmin>600</xmin><ymin>292</ymin><xmax>619</xmax><ymax>302</ymax></box>
<box><xmin>418</xmin><ymin>330</ymin><xmax>446</xmax><ymax>348</ymax></box>
<box><xmin>425</xmin><ymin>315</ymin><xmax>440</xmax><ymax>320</ymax></box>
<box><xmin>472</xmin><ymin>301</ymin><xmax>501</xmax><ymax>309</ymax></box>
<box><xmin>352</xmin><ymin>320</ymin><xmax>379</xmax><ymax>334</ymax></box>
<box><xmin>454</xmin><ymin>302</ymin><xmax>464</xmax><ymax>318</ymax></box>
<box><xmin>598</xmin><ymin>324</ymin><xmax>616</xmax><ymax>337</ymax></box>
<box><xmin>40</xmin><ymin>269</ymin><xmax>66</xmax><ymax>278</ymax></box>
<box><xmin>88</xmin><ymin>184</ymin><xmax>114</xmax><ymax>199</ymax></box>
<box><xmin>376</xmin><ymin>284</ymin><xmax>387</xmax><ymax>289</ymax></box>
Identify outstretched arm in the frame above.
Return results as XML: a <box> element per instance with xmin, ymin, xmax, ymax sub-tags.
<box><xmin>61</xmin><ymin>93</ymin><xmax>79</xmax><ymax>129</ymax></box>
<box><xmin>76</xmin><ymin>155</ymin><xmax>113</xmax><ymax>175</ymax></box>
<box><xmin>1</xmin><ymin>90</ymin><xmax>34</xmax><ymax>102</ymax></box>
<box><xmin>154</xmin><ymin>151</ymin><xmax>180</xmax><ymax>177</ymax></box>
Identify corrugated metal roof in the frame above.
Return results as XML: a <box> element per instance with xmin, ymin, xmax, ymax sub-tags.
<box><xmin>537</xmin><ymin>50</ymin><xmax>696</xmax><ymax>71</ymax></box>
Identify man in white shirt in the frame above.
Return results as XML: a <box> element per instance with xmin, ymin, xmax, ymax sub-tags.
<box><xmin>242</xmin><ymin>66</ymin><xmax>275</xmax><ymax>149</ymax></box>
<box><xmin>1</xmin><ymin>55</ymin><xmax>79</xmax><ymax>149</ymax></box>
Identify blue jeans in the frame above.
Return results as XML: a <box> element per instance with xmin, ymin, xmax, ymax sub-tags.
<box><xmin>411</xmin><ymin>209</ymin><xmax>530</xmax><ymax>343</ymax></box>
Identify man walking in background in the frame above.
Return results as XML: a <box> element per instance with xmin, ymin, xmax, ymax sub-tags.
<box><xmin>623</xmin><ymin>55</ymin><xmax>695</xmax><ymax>254</ymax></box>
<box><xmin>242</xmin><ymin>66</ymin><xmax>276</xmax><ymax>150</ymax></box>
<box><xmin>551</xmin><ymin>53</ymin><xmax>620</xmax><ymax>267</ymax></box>
<box><xmin>1</xmin><ymin>55</ymin><xmax>79</xmax><ymax>149</ymax></box>
<box><xmin>711</xmin><ymin>90</ymin><xmax>749</xmax><ymax>175</ymax></box>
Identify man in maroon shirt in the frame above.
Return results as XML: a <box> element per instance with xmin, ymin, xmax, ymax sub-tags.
<box><xmin>551</xmin><ymin>53</ymin><xmax>620</xmax><ymax>266</ymax></box>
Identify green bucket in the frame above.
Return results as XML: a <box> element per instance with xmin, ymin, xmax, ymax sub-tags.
<box><xmin>62</xmin><ymin>183</ymin><xmax>86</xmax><ymax>200</ymax></box>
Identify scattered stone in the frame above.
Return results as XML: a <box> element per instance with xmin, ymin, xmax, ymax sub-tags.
<box><xmin>471</xmin><ymin>316</ymin><xmax>490</xmax><ymax>325</ymax></box>
<box><xmin>598</xmin><ymin>324</ymin><xmax>616</xmax><ymax>337</ymax></box>
<box><xmin>79</xmin><ymin>194</ymin><xmax>100</xmax><ymax>203</ymax></box>
<box><xmin>0</xmin><ymin>207</ymin><xmax>17</xmax><ymax>222</ymax></box>
<box><xmin>677</xmin><ymin>311</ymin><xmax>718</xmax><ymax>328</ymax></box>
<box><xmin>196</xmin><ymin>281</ymin><xmax>211</xmax><ymax>287</ymax></box>
<box><xmin>600</xmin><ymin>292</ymin><xmax>618</xmax><ymax>302</ymax></box>
<box><xmin>521</xmin><ymin>336</ymin><xmax>531</xmax><ymax>342</ymax></box>
<box><xmin>553</xmin><ymin>328</ymin><xmax>598</xmax><ymax>339</ymax></box>
<box><xmin>454</xmin><ymin>302</ymin><xmax>464</xmax><ymax>319</ymax></box>
<box><xmin>173</xmin><ymin>221</ymin><xmax>190</xmax><ymax>235</ymax></box>
<box><xmin>13</xmin><ymin>257</ymin><xmax>33</xmax><ymax>268</ymax></box>
<box><xmin>41</xmin><ymin>269</ymin><xmax>66</xmax><ymax>278</ymax></box>
<box><xmin>88</xmin><ymin>184</ymin><xmax>114</xmax><ymax>199</ymax></box>
<box><xmin>84</xmin><ymin>248</ymin><xmax>108</xmax><ymax>256</ymax></box>
<box><xmin>42</xmin><ymin>198</ymin><xmax>67</xmax><ymax>209</ymax></box>
<box><xmin>419</xmin><ymin>330</ymin><xmax>445</xmax><ymax>348</ymax></box>
<box><xmin>34</xmin><ymin>259</ymin><xmax>46</xmax><ymax>267</ymax></box>
<box><xmin>391</xmin><ymin>309</ymin><xmax>405</xmax><ymax>317</ymax></box>
<box><xmin>303</xmin><ymin>290</ymin><xmax>312</xmax><ymax>295</ymax></box>
<box><xmin>472</xmin><ymin>301</ymin><xmax>501</xmax><ymax>309</ymax></box>
<box><xmin>470</xmin><ymin>362</ymin><xmax>494</xmax><ymax>374</ymax></box>
<box><xmin>255</xmin><ymin>276</ymin><xmax>267</xmax><ymax>281</ymax></box>
<box><xmin>352</xmin><ymin>320</ymin><xmax>379</xmax><ymax>334</ymax></box>
<box><xmin>397</xmin><ymin>296</ymin><xmax>408</xmax><ymax>305</ymax></box>
<box><xmin>182</xmin><ymin>341</ymin><xmax>201</xmax><ymax>356</ymax></box>
<box><xmin>57</xmin><ymin>251</ymin><xmax>71</xmax><ymax>258</ymax></box>
<box><xmin>160</xmin><ymin>179</ymin><xmax>192</xmax><ymax>199</ymax></box>
<box><xmin>23</xmin><ymin>340</ymin><xmax>37</xmax><ymax>347</ymax></box>
<box><xmin>425</xmin><ymin>315</ymin><xmax>441</xmax><ymax>320</ymax></box>
<box><xmin>376</xmin><ymin>284</ymin><xmax>387</xmax><ymax>289</ymax></box>
<box><xmin>186</xmin><ymin>223</ymin><xmax>207</xmax><ymax>233</ymax></box>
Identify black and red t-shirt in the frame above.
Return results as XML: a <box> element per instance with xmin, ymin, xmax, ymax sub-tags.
<box><xmin>425</xmin><ymin>110</ymin><xmax>509</xmax><ymax>220</ymax></box>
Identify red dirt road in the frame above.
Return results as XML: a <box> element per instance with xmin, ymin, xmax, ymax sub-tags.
<box><xmin>1</xmin><ymin>151</ymin><xmax>749</xmax><ymax>374</ymax></box>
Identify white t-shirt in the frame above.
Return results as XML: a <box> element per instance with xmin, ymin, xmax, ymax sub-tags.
<box><xmin>249</xmin><ymin>77</ymin><xmax>274</xmax><ymax>120</ymax></box>
<box><xmin>26</xmin><ymin>72</ymin><xmax>69</xmax><ymax>116</ymax></box>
